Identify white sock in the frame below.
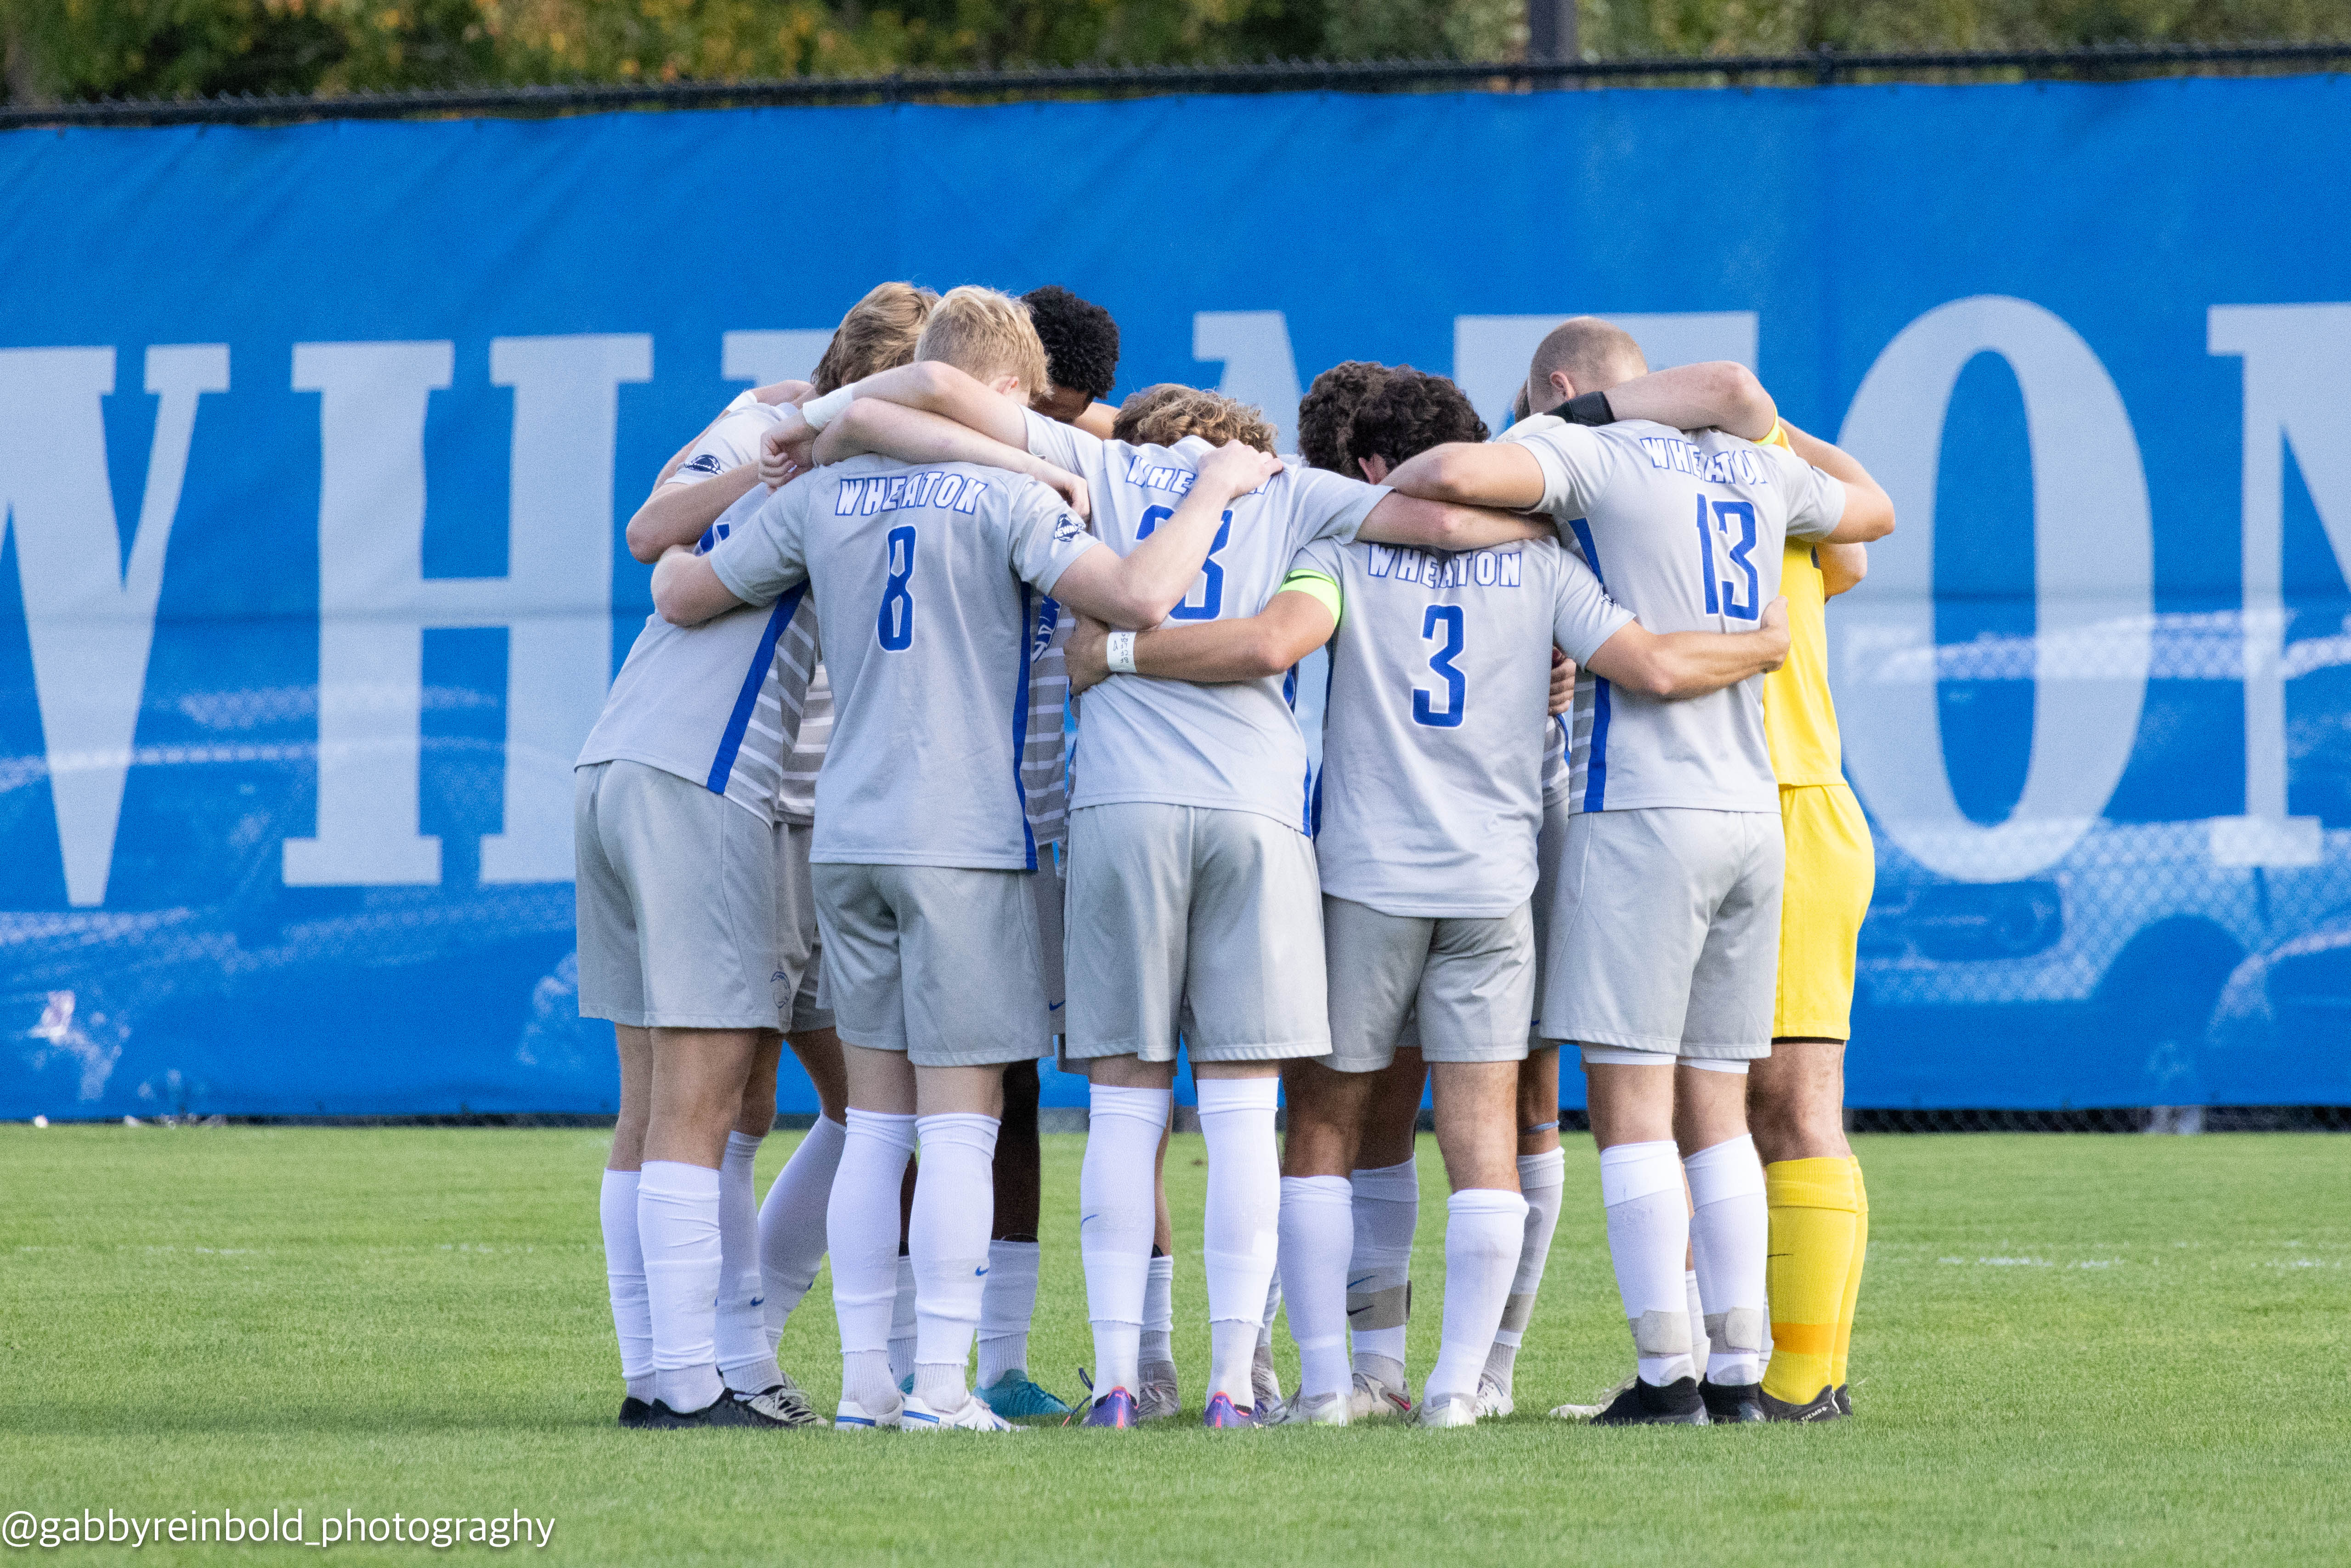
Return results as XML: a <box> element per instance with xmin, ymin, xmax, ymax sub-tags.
<box><xmin>715</xmin><ymin>1131</ymin><xmax>781</xmax><ymax>1392</ymax></box>
<box><xmin>977</xmin><ymin>1239</ymin><xmax>1042</xmax><ymax>1388</ymax></box>
<box><xmin>909</xmin><ymin>1112</ymin><xmax>1000</xmax><ymax>1408</ymax></box>
<box><xmin>599</xmin><ymin>1169</ymin><xmax>653</xmax><ymax>1404</ymax></box>
<box><xmin>638</xmin><ymin>1160</ymin><xmax>724</xmax><ymax>1413</ymax></box>
<box><xmin>1426</xmin><ymin>1188</ymin><xmax>1530</xmax><ymax>1404</ymax></box>
<box><xmin>1685</xmin><ymin>1133</ymin><xmax>1770</xmax><ymax>1386</ymax></box>
<box><xmin>888</xmin><ymin>1254</ymin><xmax>917</xmax><ymax>1385</ymax></box>
<box><xmin>1197</xmin><ymin>1078</ymin><xmax>1281</xmax><ymax>1404</ymax></box>
<box><xmin>1080</xmin><ymin>1083</ymin><xmax>1170</xmax><ymax>1394</ymax></box>
<box><xmin>1277</xmin><ymin>1175</ymin><xmax>1355</xmax><ymax>1402</ymax></box>
<box><xmin>1140</xmin><ymin>1253</ymin><xmax>1175</xmax><ymax>1369</ymax></box>
<box><xmin>1598</xmin><ymin>1139</ymin><xmax>1693</xmax><ymax>1387</ymax></box>
<box><xmin>1348</xmin><ymin>1156</ymin><xmax>1419</xmax><ymax>1380</ymax></box>
<box><xmin>1687</xmin><ymin>1269</ymin><xmax>1711</xmax><ymax>1381</ymax></box>
<box><xmin>827</xmin><ymin>1110</ymin><xmax>916</xmax><ymax>1410</ymax></box>
<box><xmin>757</xmin><ymin>1114</ymin><xmax>845</xmax><ymax>1349</ymax></box>
<box><xmin>1485</xmin><ymin>1147</ymin><xmax>1565</xmax><ymax>1395</ymax></box>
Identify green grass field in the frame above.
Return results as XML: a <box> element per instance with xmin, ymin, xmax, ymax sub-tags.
<box><xmin>3</xmin><ymin>1126</ymin><xmax>2346</xmax><ymax>1564</ymax></box>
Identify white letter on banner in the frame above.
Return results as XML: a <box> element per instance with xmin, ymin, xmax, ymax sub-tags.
<box><xmin>285</xmin><ymin>334</ymin><xmax>650</xmax><ymax>887</ymax></box>
<box><xmin>1452</xmin><ymin>313</ymin><xmax>1757</xmax><ymax>433</ymax></box>
<box><xmin>2204</xmin><ymin>305</ymin><xmax>2351</xmax><ymax>867</ymax></box>
<box><xmin>1832</xmin><ymin>295</ymin><xmax>2152</xmax><ymax>884</ymax></box>
<box><xmin>0</xmin><ymin>344</ymin><xmax>230</xmax><ymax>906</ymax></box>
<box><xmin>721</xmin><ymin>331</ymin><xmax>833</xmax><ymax>389</ymax></box>
<box><xmin>1193</xmin><ymin>313</ymin><xmax>1301</xmax><ymax>454</ymax></box>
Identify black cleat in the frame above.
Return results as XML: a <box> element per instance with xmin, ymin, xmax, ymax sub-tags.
<box><xmin>618</xmin><ymin>1396</ymin><xmax>656</xmax><ymax>1429</ymax></box>
<box><xmin>1699</xmin><ymin>1379</ymin><xmax>1766</xmax><ymax>1423</ymax></box>
<box><xmin>1834</xmin><ymin>1384</ymin><xmax>1852</xmax><ymax>1417</ymax></box>
<box><xmin>1591</xmin><ymin>1376</ymin><xmax>1710</xmax><ymax>1426</ymax></box>
<box><xmin>649</xmin><ymin>1386</ymin><xmax>811</xmax><ymax>1429</ymax></box>
<box><xmin>1758</xmin><ymin>1384</ymin><xmax>1845</xmax><ymax>1423</ymax></box>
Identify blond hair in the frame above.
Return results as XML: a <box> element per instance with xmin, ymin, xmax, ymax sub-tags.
<box><xmin>1112</xmin><ymin>385</ymin><xmax>1277</xmax><ymax>455</ymax></box>
<box><xmin>1526</xmin><ymin>316</ymin><xmax>1647</xmax><ymax>407</ymax></box>
<box><xmin>913</xmin><ymin>285</ymin><xmax>1049</xmax><ymax>399</ymax></box>
<box><xmin>811</xmin><ymin>282</ymin><xmax>938</xmax><ymax>394</ymax></box>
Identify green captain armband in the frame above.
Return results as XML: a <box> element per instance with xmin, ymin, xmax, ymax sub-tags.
<box><xmin>1279</xmin><ymin>569</ymin><xmax>1342</xmax><ymax>625</ymax></box>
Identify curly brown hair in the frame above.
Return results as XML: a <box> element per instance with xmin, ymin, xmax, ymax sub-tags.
<box><xmin>1346</xmin><ymin>370</ymin><xmax>1489</xmax><ymax>470</ymax></box>
<box><xmin>810</xmin><ymin>282</ymin><xmax>938</xmax><ymax>395</ymax></box>
<box><xmin>1296</xmin><ymin>360</ymin><xmax>1393</xmax><ymax>478</ymax></box>
<box><xmin>1112</xmin><ymin>385</ymin><xmax>1277</xmax><ymax>455</ymax></box>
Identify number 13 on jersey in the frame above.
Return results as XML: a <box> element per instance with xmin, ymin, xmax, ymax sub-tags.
<box><xmin>1694</xmin><ymin>494</ymin><xmax>1761</xmax><ymax>621</ymax></box>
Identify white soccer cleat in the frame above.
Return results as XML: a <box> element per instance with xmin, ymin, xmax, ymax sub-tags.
<box><xmin>1549</xmin><ymin>1378</ymin><xmax>1635</xmax><ymax>1421</ymax></box>
<box><xmin>1415</xmin><ymin>1393</ymin><xmax>1479</xmax><ymax>1428</ymax></box>
<box><xmin>1137</xmin><ymin>1360</ymin><xmax>1181</xmax><ymax>1422</ymax></box>
<box><xmin>1476</xmin><ymin>1369</ymin><xmax>1515</xmax><ymax>1419</ymax></box>
<box><xmin>1269</xmin><ymin>1389</ymin><xmax>1351</xmax><ymax>1426</ymax></box>
<box><xmin>1250</xmin><ymin>1340</ymin><xmax>1284</xmax><ymax>1416</ymax></box>
<box><xmin>899</xmin><ymin>1392</ymin><xmax>1020</xmax><ymax>1433</ymax></box>
<box><xmin>1348</xmin><ymin>1368</ymin><xmax>1415</xmax><ymax>1422</ymax></box>
<box><xmin>834</xmin><ymin>1395</ymin><xmax>903</xmax><ymax>1432</ymax></box>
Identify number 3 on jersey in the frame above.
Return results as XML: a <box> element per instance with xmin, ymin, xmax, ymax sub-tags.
<box><xmin>877</xmin><ymin>525</ymin><xmax>917</xmax><ymax>650</ymax></box>
<box><xmin>1136</xmin><ymin>504</ymin><xmax>1231</xmax><ymax>620</ymax></box>
<box><xmin>1694</xmin><ymin>494</ymin><xmax>1761</xmax><ymax>621</ymax></box>
<box><xmin>1414</xmin><ymin>604</ymin><xmax>1466</xmax><ymax>728</ymax></box>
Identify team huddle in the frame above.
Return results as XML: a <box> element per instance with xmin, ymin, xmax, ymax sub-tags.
<box><xmin>578</xmin><ymin>279</ymin><xmax>1893</xmax><ymax>1433</ymax></box>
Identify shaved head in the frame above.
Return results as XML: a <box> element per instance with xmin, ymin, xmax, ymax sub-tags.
<box><xmin>1526</xmin><ymin>316</ymin><xmax>1648</xmax><ymax>411</ymax></box>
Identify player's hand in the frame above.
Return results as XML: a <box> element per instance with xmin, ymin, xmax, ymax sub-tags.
<box><xmin>1039</xmin><ymin>463</ymin><xmax>1092</xmax><ymax>522</ymax></box>
<box><xmin>757</xmin><ymin>416</ymin><xmax>815</xmax><ymax>488</ymax></box>
<box><xmin>1066</xmin><ymin>614</ymin><xmax>1112</xmax><ymax>695</ymax></box>
<box><xmin>1548</xmin><ymin>648</ymin><xmax>1576</xmax><ymax>716</ymax></box>
<box><xmin>1757</xmin><ymin>596</ymin><xmax>1791</xmax><ymax>671</ymax></box>
<box><xmin>1196</xmin><ymin>440</ymin><xmax>1283</xmax><ymax>501</ymax></box>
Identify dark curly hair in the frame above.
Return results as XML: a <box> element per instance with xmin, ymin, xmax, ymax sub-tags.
<box><xmin>1346</xmin><ymin>370</ymin><xmax>1489</xmax><ymax>470</ymax></box>
<box><xmin>1295</xmin><ymin>360</ymin><xmax>1392</xmax><ymax>478</ymax></box>
<box><xmin>1021</xmin><ymin>285</ymin><xmax>1121</xmax><ymax>402</ymax></box>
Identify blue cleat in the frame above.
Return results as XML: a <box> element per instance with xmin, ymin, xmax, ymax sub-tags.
<box><xmin>1202</xmin><ymin>1393</ymin><xmax>1258</xmax><ymax>1428</ymax></box>
<box><xmin>1082</xmin><ymin>1388</ymin><xmax>1138</xmax><ymax>1428</ymax></box>
<box><xmin>975</xmin><ymin>1370</ymin><xmax>1073</xmax><ymax>1419</ymax></box>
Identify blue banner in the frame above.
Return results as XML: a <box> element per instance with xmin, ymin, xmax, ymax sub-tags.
<box><xmin>3</xmin><ymin>74</ymin><xmax>2347</xmax><ymax>1117</ymax></box>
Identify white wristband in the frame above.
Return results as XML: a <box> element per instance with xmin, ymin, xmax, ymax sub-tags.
<box><xmin>1105</xmin><ymin>630</ymin><xmax>1137</xmax><ymax>676</ymax></box>
<box><xmin>797</xmin><ymin>386</ymin><xmax>854</xmax><ymax>431</ymax></box>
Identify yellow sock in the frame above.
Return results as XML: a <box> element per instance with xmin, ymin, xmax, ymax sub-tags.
<box><xmin>1829</xmin><ymin>1156</ymin><xmax>1869</xmax><ymax>1389</ymax></box>
<box><xmin>1759</xmin><ymin>1157</ymin><xmax>1856</xmax><ymax>1406</ymax></box>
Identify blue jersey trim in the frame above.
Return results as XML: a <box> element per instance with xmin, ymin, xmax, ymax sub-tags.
<box><xmin>706</xmin><ymin>583</ymin><xmax>803</xmax><ymax>796</ymax></box>
<box><xmin>1011</xmin><ymin>584</ymin><xmax>1039</xmax><ymax>872</ymax></box>
<box><xmin>1565</xmin><ymin>519</ymin><xmax>1611</xmax><ymax>811</ymax></box>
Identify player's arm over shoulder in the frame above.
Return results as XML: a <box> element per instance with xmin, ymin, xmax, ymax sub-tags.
<box><xmin>654</xmin><ymin>484</ymin><xmax>807</xmax><ymax>626</ymax></box>
<box><xmin>1773</xmin><ymin>420</ymin><xmax>1894</xmax><ymax>544</ymax></box>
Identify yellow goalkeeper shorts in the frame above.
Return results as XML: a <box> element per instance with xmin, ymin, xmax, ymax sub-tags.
<box><xmin>1773</xmin><ymin>782</ymin><xmax>1875</xmax><ymax>1042</ymax></box>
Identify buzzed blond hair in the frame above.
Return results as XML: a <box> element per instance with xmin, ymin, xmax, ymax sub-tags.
<box><xmin>914</xmin><ymin>285</ymin><xmax>1050</xmax><ymax>400</ymax></box>
<box><xmin>1526</xmin><ymin>316</ymin><xmax>1648</xmax><ymax>409</ymax></box>
<box><xmin>1112</xmin><ymin>385</ymin><xmax>1278</xmax><ymax>455</ymax></box>
<box><xmin>811</xmin><ymin>282</ymin><xmax>938</xmax><ymax>394</ymax></box>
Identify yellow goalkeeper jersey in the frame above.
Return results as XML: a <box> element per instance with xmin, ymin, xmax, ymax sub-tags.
<box><xmin>1764</xmin><ymin>537</ymin><xmax>1845</xmax><ymax>787</ymax></box>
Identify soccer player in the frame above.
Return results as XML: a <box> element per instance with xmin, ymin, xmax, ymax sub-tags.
<box><xmin>1381</xmin><ymin>316</ymin><xmax>1893</xmax><ymax>1426</ymax></box>
<box><xmin>1747</xmin><ymin>424</ymin><xmax>1879</xmax><ymax>1423</ymax></box>
<box><xmin>1067</xmin><ymin>369</ymin><xmax>1793</xmax><ymax>1427</ymax></box>
<box><xmin>653</xmin><ymin>286</ymin><xmax>1278</xmax><ymax>1433</ymax></box>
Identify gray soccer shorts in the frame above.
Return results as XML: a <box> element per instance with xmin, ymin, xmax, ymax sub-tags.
<box><xmin>1063</xmin><ymin>802</ymin><xmax>1331</xmax><ymax>1064</ymax></box>
<box><xmin>1528</xmin><ymin>792</ymin><xmax>1572</xmax><ymax>1043</ymax></box>
<box><xmin>779</xmin><ymin>822</ymin><xmax>834</xmax><ymax>1034</ymax></box>
<box><xmin>1539</xmin><ymin>807</ymin><xmax>1784</xmax><ymax>1061</ymax></box>
<box><xmin>1323</xmin><ymin>896</ymin><xmax>1534</xmax><ymax>1072</ymax></box>
<box><xmin>812</xmin><ymin>862</ymin><xmax>1051</xmax><ymax>1068</ymax></box>
<box><xmin>1032</xmin><ymin>854</ymin><xmax>1068</xmax><ymax>1041</ymax></box>
<box><xmin>574</xmin><ymin>760</ymin><xmax>789</xmax><ymax>1032</ymax></box>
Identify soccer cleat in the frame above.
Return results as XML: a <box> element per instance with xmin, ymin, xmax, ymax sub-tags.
<box><xmin>900</xmin><ymin>1392</ymin><xmax>1019</xmax><ymax>1432</ymax></box>
<box><xmin>1136</xmin><ymin>1360</ymin><xmax>1181</xmax><ymax>1422</ymax></box>
<box><xmin>974</xmin><ymin>1370</ymin><xmax>1073</xmax><ymax>1419</ymax></box>
<box><xmin>1268</xmin><ymin>1389</ymin><xmax>1350</xmax><ymax>1427</ymax></box>
<box><xmin>1415</xmin><ymin>1393</ymin><xmax>1479</xmax><ymax>1428</ymax></box>
<box><xmin>833</xmin><ymin>1394</ymin><xmax>904</xmax><ymax>1432</ymax></box>
<box><xmin>1201</xmin><ymin>1393</ymin><xmax>1258</xmax><ymax>1428</ymax></box>
<box><xmin>1348</xmin><ymin>1368</ymin><xmax>1414</xmax><ymax>1422</ymax></box>
<box><xmin>1589</xmin><ymin>1376</ymin><xmax>1710</xmax><ymax>1427</ymax></box>
<box><xmin>1699</xmin><ymin>1379</ymin><xmax>1766</xmax><ymax>1424</ymax></box>
<box><xmin>1835</xmin><ymin>1384</ymin><xmax>1853</xmax><ymax>1417</ymax></box>
<box><xmin>650</xmin><ymin>1387</ymin><xmax>808</xmax><ymax>1429</ymax></box>
<box><xmin>1250</xmin><ymin>1339</ymin><xmax>1284</xmax><ymax>1416</ymax></box>
<box><xmin>1475</xmin><ymin>1370</ymin><xmax>1515</xmax><ymax>1420</ymax></box>
<box><xmin>1758</xmin><ymin>1384</ymin><xmax>1845</xmax><ymax>1423</ymax></box>
<box><xmin>1081</xmin><ymin>1388</ymin><xmax>1139</xmax><ymax>1428</ymax></box>
<box><xmin>618</xmin><ymin>1396</ymin><xmax>656</xmax><ymax>1429</ymax></box>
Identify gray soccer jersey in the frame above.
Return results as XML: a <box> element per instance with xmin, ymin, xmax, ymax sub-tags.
<box><xmin>1540</xmin><ymin>713</ymin><xmax>1571</xmax><ymax>806</ymax></box>
<box><xmin>705</xmin><ymin>455</ymin><xmax>1097</xmax><ymax>870</ymax></box>
<box><xmin>1024</xmin><ymin>411</ymin><xmax>1387</xmax><ymax>831</ymax></box>
<box><xmin>1503</xmin><ymin>415</ymin><xmax>1847</xmax><ymax>815</ymax></box>
<box><xmin>1297</xmin><ymin>534</ymin><xmax>1633</xmax><ymax>918</ymax></box>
